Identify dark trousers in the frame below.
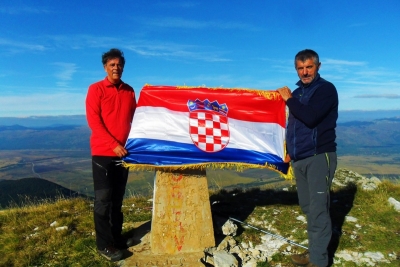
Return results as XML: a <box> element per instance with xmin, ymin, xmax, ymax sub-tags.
<box><xmin>292</xmin><ymin>152</ymin><xmax>337</xmax><ymax>267</ymax></box>
<box><xmin>92</xmin><ymin>156</ymin><xmax>129</xmax><ymax>250</ymax></box>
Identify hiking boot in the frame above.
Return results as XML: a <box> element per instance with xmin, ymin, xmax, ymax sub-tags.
<box><xmin>115</xmin><ymin>237</ymin><xmax>135</xmax><ymax>249</ymax></box>
<box><xmin>125</xmin><ymin>237</ymin><xmax>135</xmax><ymax>247</ymax></box>
<box><xmin>98</xmin><ymin>246</ymin><xmax>123</xmax><ymax>262</ymax></box>
<box><xmin>291</xmin><ymin>250</ymin><xmax>310</xmax><ymax>265</ymax></box>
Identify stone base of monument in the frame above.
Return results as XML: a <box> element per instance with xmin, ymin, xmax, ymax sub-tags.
<box><xmin>150</xmin><ymin>169</ymin><xmax>215</xmax><ymax>254</ymax></box>
<box><xmin>121</xmin><ymin>221</ymin><xmax>206</xmax><ymax>267</ymax></box>
<box><xmin>121</xmin><ymin>169</ymin><xmax>215</xmax><ymax>266</ymax></box>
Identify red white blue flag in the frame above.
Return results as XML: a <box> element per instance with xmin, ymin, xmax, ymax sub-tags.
<box><xmin>123</xmin><ymin>85</ymin><xmax>289</xmax><ymax>174</ymax></box>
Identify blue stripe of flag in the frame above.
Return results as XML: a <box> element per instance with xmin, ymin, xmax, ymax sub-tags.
<box><xmin>124</xmin><ymin>138</ymin><xmax>288</xmax><ymax>174</ymax></box>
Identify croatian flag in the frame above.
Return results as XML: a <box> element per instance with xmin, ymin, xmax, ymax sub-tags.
<box><xmin>123</xmin><ymin>85</ymin><xmax>288</xmax><ymax>174</ymax></box>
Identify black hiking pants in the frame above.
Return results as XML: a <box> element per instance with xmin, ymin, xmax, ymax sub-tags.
<box><xmin>92</xmin><ymin>156</ymin><xmax>129</xmax><ymax>250</ymax></box>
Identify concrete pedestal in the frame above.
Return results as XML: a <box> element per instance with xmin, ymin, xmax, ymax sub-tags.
<box><xmin>150</xmin><ymin>169</ymin><xmax>215</xmax><ymax>254</ymax></box>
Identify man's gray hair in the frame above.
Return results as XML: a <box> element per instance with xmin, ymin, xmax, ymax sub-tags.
<box><xmin>295</xmin><ymin>49</ymin><xmax>319</xmax><ymax>66</ymax></box>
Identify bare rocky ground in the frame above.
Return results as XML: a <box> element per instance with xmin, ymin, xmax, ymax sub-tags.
<box><xmin>116</xmin><ymin>169</ymin><xmax>400</xmax><ymax>267</ymax></box>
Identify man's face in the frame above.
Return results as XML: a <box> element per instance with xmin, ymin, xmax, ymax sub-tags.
<box><xmin>104</xmin><ymin>57</ymin><xmax>124</xmax><ymax>84</ymax></box>
<box><xmin>295</xmin><ymin>58</ymin><xmax>321</xmax><ymax>85</ymax></box>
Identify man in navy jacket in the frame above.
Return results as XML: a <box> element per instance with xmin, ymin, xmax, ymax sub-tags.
<box><xmin>277</xmin><ymin>49</ymin><xmax>338</xmax><ymax>267</ymax></box>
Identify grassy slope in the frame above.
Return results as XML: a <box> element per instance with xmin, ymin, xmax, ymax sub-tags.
<box><xmin>0</xmin><ymin>197</ymin><xmax>152</xmax><ymax>267</ymax></box>
<box><xmin>0</xmin><ymin>172</ymin><xmax>399</xmax><ymax>267</ymax></box>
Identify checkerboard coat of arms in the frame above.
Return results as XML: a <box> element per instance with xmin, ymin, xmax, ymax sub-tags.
<box><xmin>187</xmin><ymin>99</ymin><xmax>229</xmax><ymax>152</ymax></box>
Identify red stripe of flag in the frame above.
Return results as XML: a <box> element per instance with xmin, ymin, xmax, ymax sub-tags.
<box><xmin>138</xmin><ymin>85</ymin><xmax>286</xmax><ymax>127</ymax></box>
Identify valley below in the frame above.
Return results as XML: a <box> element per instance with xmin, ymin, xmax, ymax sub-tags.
<box><xmin>1</xmin><ymin>114</ymin><xmax>400</xmax><ymax>207</ymax></box>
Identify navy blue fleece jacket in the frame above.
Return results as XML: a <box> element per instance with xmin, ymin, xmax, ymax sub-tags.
<box><xmin>286</xmin><ymin>74</ymin><xmax>338</xmax><ymax>161</ymax></box>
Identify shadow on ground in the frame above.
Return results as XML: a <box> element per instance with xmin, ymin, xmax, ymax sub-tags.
<box><xmin>209</xmin><ymin>183</ymin><xmax>357</xmax><ymax>266</ymax></box>
<box><xmin>328</xmin><ymin>182</ymin><xmax>357</xmax><ymax>266</ymax></box>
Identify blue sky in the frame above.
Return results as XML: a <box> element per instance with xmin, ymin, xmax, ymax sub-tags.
<box><xmin>1</xmin><ymin>0</ymin><xmax>399</xmax><ymax>117</ymax></box>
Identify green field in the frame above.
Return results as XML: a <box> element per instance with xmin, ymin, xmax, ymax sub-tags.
<box><xmin>0</xmin><ymin>150</ymin><xmax>290</xmax><ymax>197</ymax></box>
<box><xmin>1</xmin><ymin>149</ymin><xmax>399</xmax><ymax>199</ymax></box>
<box><xmin>0</xmin><ymin>150</ymin><xmax>93</xmax><ymax>195</ymax></box>
<box><xmin>338</xmin><ymin>153</ymin><xmax>400</xmax><ymax>180</ymax></box>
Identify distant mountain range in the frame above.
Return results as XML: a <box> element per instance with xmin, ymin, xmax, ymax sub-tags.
<box><xmin>336</xmin><ymin>117</ymin><xmax>400</xmax><ymax>154</ymax></box>
<box><xmin>0</xmin><ymin>125</ymin><xmax>90</xmax><ymax>150</ymax></box>
<box><xmin>0</xmin><ymin>178</ymin><xmax>91</xmax><ymax>208</ymax></box>
<box><xmin>1</xmin><ymin>113</ymin><xmax>400</xmax><ymax>151</ymax></box>
<box><xmin>337</xmin><ymin>109</ymin><xmax>400</xmax><ymax>122</ymax></box>
<box><xmin>1</xmin><ymin>110</ymin><xmax>400</xmax><ymax>127</ymax></box>
<box><xmin>0</xmin><ymin>115</ymin><xmax>87</xmax><ymax>127</ymax></box>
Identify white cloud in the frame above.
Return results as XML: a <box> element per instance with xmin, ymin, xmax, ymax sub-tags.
<box><xmin>354</xmin><ymin>70</ymin><xmax>400</xmax><ymax>79</ymax></box>
<box><xmin>155</xmin><ymin>1</ymin><xmax>199</xmax><ymax>8</ymax></box>
<box><xmin>123</xmin><ymin>42</ymin><xmax>231</xmax><ymax>62</ymax></box>
<box><xmin>44</xmin><ymin>35</ymin><xmax>231</xmax><ymax>62</ymax></box>
<box><xmin>354</xmin><ymin>94</ymin><xmax>400</xmax><ymax>99</ymax></box>
<box><xmin>342</xmin><ymin>80</ymin><xmax>400</xmax><ymax>88</ymax></box>
<box><xmin>0</xmin><ymin>38</ymin><xmax>46</xmax><ymax>52</ymax></box>
<box><xmin>145</xmin><ymin>17</ymin><xmax>208</xmax><ymax>29</ymax></box>
<box><xmin>0</xmin><ymin>93</ymin><xmax>85</xmax><ymax>117</ymax></box>
<box><xmin>141</xmin><ymin>17</ymin><xmax>259</xmax><ymax>31</ymax></box>
<box><xmin>323</xmin><ymin>58</ymin><xmax>367</xmax><ymax>66</ymax></box>
<box><xmin>52</xmin><ymin>62</ymin><xmax>78</xmax><ymax>87</ymax></box>
<box><xmin>0</xmin><ymin>6</ymin><xmax>51</xmax><ymax>14</ymax></box>
<box><xmin>48</xmin><ymin>35</ymin><xmax>120</xmax><ymax>49</ymax></box>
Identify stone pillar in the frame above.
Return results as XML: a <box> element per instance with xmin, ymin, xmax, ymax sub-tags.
<box><xmin>150</xmin><ymin>169</ymin><xmax>215</xmax><ymax>254</ymax></box>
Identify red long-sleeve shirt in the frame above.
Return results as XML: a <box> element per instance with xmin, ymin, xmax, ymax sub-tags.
<box><xmin>86</xmin><ymin>77</ymin><xmax>136</xmax><ymax>156</ymax></box>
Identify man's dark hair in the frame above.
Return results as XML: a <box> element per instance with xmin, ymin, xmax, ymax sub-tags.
<box><xmin>295</xmin><ymin>49</ymin><xmax>319</xmax><ymax>66</ymax></box>
<box><xmin>102</xmin><ymin>48</ymin><xmax>125</xmax><ymax>66</ymax></box>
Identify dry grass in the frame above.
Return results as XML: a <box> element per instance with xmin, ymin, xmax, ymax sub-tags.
<box><xmin>338</xmin><ymin>154</ymin><xmax>400</xmax><ymax>176</ymax></box>
<box><xmin>210</xmin><ymin>177</ymin><xmax>400</xmax><ymax>267</ymax></box>
<box><xmin>0</xmin><ymin>195</ymin><xmax>152</xmax><ymax>267</ymax></box>
<box><xmin>0</xmin><ymin>175</ymin><xmax>399</xmax><ymax>266</ymax></box>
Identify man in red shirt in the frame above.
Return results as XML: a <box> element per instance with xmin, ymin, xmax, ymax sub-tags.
<box><xmin>86</xmin><ymin>48</ymin><xmax>136</xmax><ymax>262</ymax></box>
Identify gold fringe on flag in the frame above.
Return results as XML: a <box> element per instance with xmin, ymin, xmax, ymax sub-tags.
<box><xmin>174</xmin><ymin>85</ymin><xmax>282</xmax><ymax>101</ymax></box>
<box><xmin>122</xmin><ymin>161</ymin><xmax>294</xmax><ymax>180</ymax></box>
<box><xmin>143</xmin><ymin>84</ymin><xmax>284</xmax><ymax>101</ymax></box>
